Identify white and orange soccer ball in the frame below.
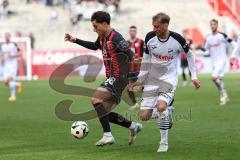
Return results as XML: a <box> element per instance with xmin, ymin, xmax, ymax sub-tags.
<box><xmin>71</xmin><ymin>121</ymin><xmax>89</xmax><ymax>139</ymax></box>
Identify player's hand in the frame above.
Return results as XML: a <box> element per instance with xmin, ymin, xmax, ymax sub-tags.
<box><xmin>192</xmin><ymin>79</ymin><xmax>200</xmax><ymax>89</ymax></box>
<box><xmin>128</xmin><ymin>81</ymin><xmax>143</xmax><ymax>91</ymax></box>
<box><xmin>64</xmin><ymin>33</ymin><xmax>76</xmax><ymax>43</ymax></box>
<box><xmin>230</xmin><ymin>57</ymin><xmax>236</xmax><ymax>66</ymax></box>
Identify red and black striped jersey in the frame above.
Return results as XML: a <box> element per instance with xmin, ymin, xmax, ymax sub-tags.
<box><xmin>127</xmin><ymin>38</ymin><xmax>144</xmax><ymax>60</ymax></box>
<box><xmin>74</xmin><ymin>29</ymin><xmax>133</xmax><ymax>78</ymax></box>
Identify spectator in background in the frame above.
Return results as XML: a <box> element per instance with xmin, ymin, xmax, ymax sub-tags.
<box><xmin>50</xmin><ymin>8</ymin><xmax>58</xmax><ymax>30</ymax></box>
<box><xmin>15</xmin><ymin>31</ymin><xmax>23</xmax><ymax>37</ymax></box>
<box><xmin>46</xmin><ymin>0</ymin><xmax>54</xmax><ymax>6</ymax></box>
<box><xmin>113</xmin><ymin>0</ymin><xmax>120</xmax><ymax>13</ymax></box>
<box><xmin>106</xmin><ymin>0</ymin><xmax>116</xmax><ymax>14</ymax></box>
<box><xmin>70</xmin><ymin>0</ymin><xmax>105</xmax><ymax>25</ymax></box>
<box><xmin>29</xmin><ymin>32</ymin><xmax>35</xmax><ymax>49</ymax></box>
<box><xmin>1</xmin><ymin>0</ymin><xmax>9</xmax><ymax>17</ymax></box>
<box><xmin>27</xmin><ymin>0</ymin><xmax>41</xmax><ymax>4</ymax></box>
<box><xmin>62</xmin><ymin>0</ymin><xmax>69</xmax><ymax>10</ymax></box>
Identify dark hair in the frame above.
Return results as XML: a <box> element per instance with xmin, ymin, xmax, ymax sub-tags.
<box><xmin>210</xmin><ymin>19</ymin><xmax>218</xmax><ymax>24</ymax></box>
<box><xmin>129</xmin><ymin>25</ymin><xmax>137</xmax><ymax>29</ymax></box>
<box><xmin>91</xmin><ymin>11</ymin><xmax>111</xmax><ymax>24</ymax></box>
<box><xmin>152</xmin><ymin>12</ymin><xmax>170</xmax><ymax>24</ymax></box>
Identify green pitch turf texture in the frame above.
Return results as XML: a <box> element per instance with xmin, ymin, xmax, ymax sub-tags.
<box><xmin>0</xmin><ymin>74</ymin><xmax>239</xmax><ymax>160</ymax></box>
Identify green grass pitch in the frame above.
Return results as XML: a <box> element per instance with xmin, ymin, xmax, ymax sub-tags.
<box><xmin>0</xmin><ymin>74</ymin><xmax>240</xmax><ymax>160</ymax></box>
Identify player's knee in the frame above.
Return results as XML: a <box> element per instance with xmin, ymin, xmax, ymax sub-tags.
<box><xmin>140</xmin><ymin>112</ymin><xmax>151</xmax><ymax>121</ymax></box>
<box><xmin>212</xmin><ymin>76</ymin><xmax>217</xmax><ymax>81</ymax></box>
<box><xmin>4</xmin><ymin>80</ymin><xmax>9</xmax><ymax>86</ymax></box>
<box><xmin>157</xmin><ymin>101</ymin><xmax>167</xmax><ymax>113</ymax></box>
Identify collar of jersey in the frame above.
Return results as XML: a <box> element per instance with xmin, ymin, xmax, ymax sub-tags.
<box><xmin>157</xmin><ymin>33</ymin><xmax>170</xmax><ymax>43</ymax></box>
<box><xmin>104</xmin><ymin>29</ymin><xmax>114</xmax><ymax>38</ymax></box>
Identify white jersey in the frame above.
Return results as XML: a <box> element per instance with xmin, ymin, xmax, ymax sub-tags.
<box><xmin>137</xmin><ymin>31</ymin><xmax>197</xmax><ymax>90</ymax></box>
<box><xmin>1</xmin><ymin>42</ymin><xmax>19</xmax><ymax>67</ymax></box>
<box><xmin>204</xmin><ymin>32</ymin><xmax>231</xmax><ymax>66</ymax></box>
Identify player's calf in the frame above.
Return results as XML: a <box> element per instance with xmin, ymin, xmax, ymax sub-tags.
<box><xmin>156</xmin><ymin>100</ymin><xmax>172</xmax><ymax>152</ymax></box>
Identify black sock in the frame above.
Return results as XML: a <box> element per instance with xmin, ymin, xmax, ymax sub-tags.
<box><xmin>213</xmin><ymin>78</ymin><xmax>225</xmax><ymax>93</ymax></box>
<box><xmin>93</xmin><ymin>103</ymin><xmax>111</xmax><ymax>132</ymax></box>
<box><xmin>109</xmin><ymin>112</ymin><xmax>132</xmax><ymax>128</ymax></box>
<box><xmin>128</xmin><ymin>90</ymin><xmax>136</xmax><ymax>104</ymax></box>
<box><xmin>189</xmin><ymin>70</ymin><xmax>191</xmax><ymax>79</ymax></box>
<box><xmin>182</xmin><ymin>69</ymin><xmax>186</xmax><ymax>81</ymax></box>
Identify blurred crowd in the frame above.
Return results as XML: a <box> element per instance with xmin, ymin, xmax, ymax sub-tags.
<box><xmin>69</xmin><ymin>0</ymin><xmax>121</xmax><ymax>25</ymax></box>
<box><xmin>2</xmin><ymin>0</ymin><xmax>121</xmax><ymax>25</ymax></box>
<box><xmin>0</xmin><ymin>0</ymin><xmax>16</xmax><ymax>18</ymax></box>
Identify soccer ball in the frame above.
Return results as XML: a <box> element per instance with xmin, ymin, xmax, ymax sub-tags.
<box><xmin>71</xmin><ymin>121</ymin><xmax>89</xmax><ymax>139</ymax></box>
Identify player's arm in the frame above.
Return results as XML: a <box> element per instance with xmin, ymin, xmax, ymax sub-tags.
<box><xmin>180</xmin><ymin>37</ymin><xmax>200</xmax><ymax>89</ymax></box>
<box><xmin>195</xmin><ymin>38</ymin><xmax>210</xmax><ymax>56</ymax></box>
<box><xmin>64</xmin><ymin>33</ymin><xmax>99</xmax><ymax>50</ymax></box>
<box><xmin>230</xmin><ymin>37</ymin><xmax>240</xmax><ymax>65</ymax></box>
<box><xmin>220</xmin><ymin>32</ymin><xmax>234</xmax><ymax>52</ymax></box>
<box><xmin>113</xmin><ymin>34</ymin><xmax>137</xmax><ymax>80</ymax></box>
<box><xmin>0</xmin><ymin>49</ymin><xmax>3</xmax><ymax>64</ymax></box>
<box><xmin>136</xmin><ymin>33</ymin><xmax>155</xmax><ymax>84</ymax></box>
<box><xmin>128</xmin><ymin>35</ymin><xmax>152</xmax><ymax>90</ymax></box>
<box><xmin>128</xmin><ymin>52</ymin><xmax>151</xmax><ymax>91</ymax></box>
<box><xmin>220</xmin><ymin>32</ymin><xmax>233</xmax><ymax>44</ymax></box>
<box><xmin>139</xmin><ymin>39</ymin><xmax>145</xmax><ymax>60</ymax></box>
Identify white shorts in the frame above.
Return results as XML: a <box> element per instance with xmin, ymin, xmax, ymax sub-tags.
<box><xmin>212</xmin><ymin>62</ymin><xmax>226</xmax><ymax>78</ymax></box>
<box><xmin>140</xmin><ymin>85</ymin><xmax>175</xmax><ymax>110</ymax></box>
<box><xmin>3</xmin><ymin>65</ymin><xmax>18</xmax><ymax>80</ymax></box>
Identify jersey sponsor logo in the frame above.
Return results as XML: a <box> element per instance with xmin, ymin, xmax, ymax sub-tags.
<box><xmin>209</xmin><ymin>43</ymin><xmax>220</xmax><ymax>48</ymax></box>
<box><xmin>153</xmin><ymin>53</ymin><xmax>173</xmax><ymax>61</ymax></box>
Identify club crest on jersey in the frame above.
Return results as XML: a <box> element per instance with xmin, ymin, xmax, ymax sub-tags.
<box><xmin>106</xmin><ymin>41</ymin><xmax>116</xmax><ymax>51</ymax></box>
<box><xmin>168</xmin><ymin>49</ymin><xmax>173</xmax><ymax>53</ymax></box>
<box><xmin>150</xmin><ymin>45</ymin><xmax>157</xmax><ymax>50</ymax></box>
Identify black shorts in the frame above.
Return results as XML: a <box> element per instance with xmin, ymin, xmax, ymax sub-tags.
<box><xmin>100</xmin><ymin>76</ymin><xmax>128</xmax><ymax>104</ymax></box>
<box><xmin>127</xmin><ymin>72</ymin><xmax>139</xmax><ymax>82</ymax></box>
<box><xmin>181</xmin><ymin>59</ymin><xmax>188</xmax><ymax>68</ymax></box>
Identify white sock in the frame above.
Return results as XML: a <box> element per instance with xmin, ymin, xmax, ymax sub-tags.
<box><xmin>9</xmin><ymin>81</ymin><xmax>19</xmax><ymax>88</ymax></box>
<box><xmin>104</xmin><ymin>132</ymin><xmax>113</xmax><ymax>137</ymax></box>
<box><xmin>129</xmin><ymin>122</ymin><xmax>136</xmax><ymax>129</ymax></box>
<box><xmin>160</xmin><ymin>129</ymin><xmax>168</xmax><ymax>144</ymax></box>
<box><xmin>10</xmin><ymin>87</ymin><xmax>16</xmax><ymax>97</ymax></box>
<box><xmin>9</xmin><ymin>81</ymin><xmax>17</xmax><ymax>97</ymax></box>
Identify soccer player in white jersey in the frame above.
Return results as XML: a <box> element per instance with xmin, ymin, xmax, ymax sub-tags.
<box><xmin>1</xmin><ymin>32</ymin><xmax>22</xmax><ymax>101</ymax></box>
<box><xmin>204</xmin><ymin>19</ymin><xmax>233</xmax><ymax>105</ymax></box>
<box><xmin>129</xmin><ymin>12</ymin><xmax>200</xmax><ymax>152</ymax></box>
